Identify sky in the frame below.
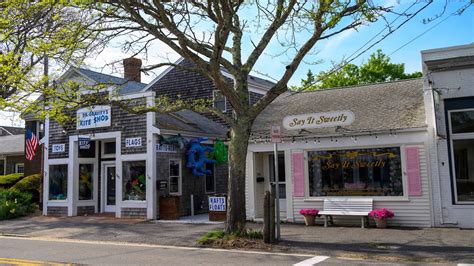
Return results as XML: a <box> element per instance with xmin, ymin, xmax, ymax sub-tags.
<box><xmin>1</xmin><ymin>0</ymin><xmax>473</xmax><ymax>127</ymax></box>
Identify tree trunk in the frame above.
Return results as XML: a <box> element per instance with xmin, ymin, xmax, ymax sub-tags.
<box><xmin>225</xmin><ymin>118</ymin><xmax>251</xmax><ymax>233</ymax></box>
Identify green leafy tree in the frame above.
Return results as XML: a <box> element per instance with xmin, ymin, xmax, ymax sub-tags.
<box><xmin>299</xmin><ymin>49</ymin><xmax>422</xmax><ymax>90</ymax></box>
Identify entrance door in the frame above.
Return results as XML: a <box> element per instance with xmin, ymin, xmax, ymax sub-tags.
<box><xmin>269</xmin><ymin>154</ymin><xmax>286</xmax><ymax>219</ymax></box>
<box><xmin>103</xmin><ymin>163</ymin><xmax>116</xmax><ymax>212</ymax></box>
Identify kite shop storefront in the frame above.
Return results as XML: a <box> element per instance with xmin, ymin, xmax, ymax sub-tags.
<box><xmin>43</xmin><ymin>104</ymin><xmax>229</xmax><ymax>219</ymax></box>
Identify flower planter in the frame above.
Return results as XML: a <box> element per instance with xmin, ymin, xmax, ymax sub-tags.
<box><xmin>303</xmin><ymin>215</ymin><xmax>316</xmax><ymax>226</ymax></box>
<box><xmin>374</xmin><ymin>217</ymin><xmax>387</xmax><ymax>229</ymax></box>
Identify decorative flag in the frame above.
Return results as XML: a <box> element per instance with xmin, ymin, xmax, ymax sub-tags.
<box><xmin>26</xmin><ymin>128</ymin><xmax>38</xmax><ymax>161</ymax></box>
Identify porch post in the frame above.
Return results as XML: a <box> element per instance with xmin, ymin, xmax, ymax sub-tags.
<box><xmin>67</xmin><ymin>136</ymin><xmax>78</xmax><ymax>216</ymax></box>
<box><xmin>146</xmin><ymin>94</ymin><xmax>157</xmax><ymax>219</ymax></box>
<box><xmin>42</xmin><ymin>116</ymin><xmax>50</xmax><ymax>216</ymax></box>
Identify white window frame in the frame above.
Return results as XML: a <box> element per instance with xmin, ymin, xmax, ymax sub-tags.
<box><xmin>212</xmin><ymin>90</ymin><xmax>227</xmax><ymax>112</ymax></box>
<box><xmin>304</xmin><ymin>144</ymin><xmax>409</xmax><ymax>201</ymax></box>
<box><xmin>169</xmin><ymin>158</ymin><xmax>182</xmax><ymax>195</ymax></box>
<box><xmin>101</xmin><ymin>140</ymin><xmax>116</xmax><ymax>159</ymax></box>
<box><xmin>205</xmin><ymin>164</ymin><xmax>216</xmax><ymax>194</ymax></box>
<box><xmin>15</xmin><ymin>163</ymin><xmax>25</xmax><ymax>174</ymax></box>
<box><xmin>448</xmin><ymin>108</ymin><xmax>474</xmax><ymax>204</ymax></box>
<box><xmin>48</xmin><ymin>163</ymin><xmax>69</xmax><ymax>202</ymax></box>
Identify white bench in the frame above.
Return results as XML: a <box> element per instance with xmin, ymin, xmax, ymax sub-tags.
<box><xmin>319</xmin><ymin>198</ymin><xmax>373</xmax><ymax>228</ymax></box>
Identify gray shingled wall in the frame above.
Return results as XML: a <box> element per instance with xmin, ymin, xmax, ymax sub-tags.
<box><xmin>48</xmin><ymin>98</ymin><xmax>147</xmax><ymax>158</ymax></box>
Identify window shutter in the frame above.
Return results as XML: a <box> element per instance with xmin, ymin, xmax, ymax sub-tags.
<box><xmin>292</xmin><ymin>152</ymin><xmax>305</xmax><ymax>197</ymax></box>
<box><xmin>406</xmin><ymin>146</ymin><xmax>422</xmax><ymax>196</ymax></box>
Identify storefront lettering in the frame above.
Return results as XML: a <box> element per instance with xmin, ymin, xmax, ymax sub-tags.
<box><xmin>283</xmin><ymin>111</ymin><xmax>354</xmax><ymax>130</ymax></box>
<box><xmin>322</xmin><ymin>159</ymin><xmax>386</xmax><ymax>170</ymax></box>
<box><xmin>77</xmin><ymin>105</ymin><xmax>111</xmax><ymax>130</ymax></box>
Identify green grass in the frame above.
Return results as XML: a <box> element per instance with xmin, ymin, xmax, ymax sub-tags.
<box><xmin>197</xmin><ymin>229</ymin><xmax>263</xmax><ymax>245</ymax></box>
<box><xmin>0</xmin><ymin>173</ymin><xmax>24</xmax><ymax>186</ymax></box>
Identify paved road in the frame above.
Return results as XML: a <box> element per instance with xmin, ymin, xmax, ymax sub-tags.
<box><xmin>0</xmin><ymin>236</ymin><xmax>456</xmax><ymax>266</ymax></box>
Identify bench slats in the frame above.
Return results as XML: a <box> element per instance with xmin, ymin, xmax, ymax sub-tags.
<box><xmin>320</xmin><ymin>198</ymin><xmax>373</xmax><ymax>228</ymax></box>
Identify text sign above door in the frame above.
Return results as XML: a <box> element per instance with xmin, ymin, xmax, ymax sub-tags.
<box><xmin>77</xmin><ymin>105</ymin><xmax>111</xmax><ymax>130</ymax></box>
<box><xmin>283</xmin><ymin>110</ymin><xmax>355</xmax><ymax>130</ymax></box>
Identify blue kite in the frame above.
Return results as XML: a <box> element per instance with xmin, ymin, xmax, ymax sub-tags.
<box><xmin>186</xmin><ymin>137</ymin><xmax>216</xmax><ymax>176</ymax></box>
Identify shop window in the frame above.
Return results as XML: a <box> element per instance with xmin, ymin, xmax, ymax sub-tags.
<box><xmin>213</xmin><ymin>90</ymin><xmax>226</xmax><ymax>112</ymax></box>
<box><xmin>205</xmin><ymin>164</ymin><xmax>215</xmax><ymax>193</ymax></box>
<box><xmin>123</xmin><ymin>161</ymin><xmax>146</xmax><ymax>201</ymax></box>
<box><xmin>49</xmin><ymin>164</ymin><xmax>68</xmax><ymax>200</ymax></box>
<box><xmin>0</xmin><ymin>159</ymin><xmax>5</xmax><ymax>175</ymax></box>
<box><xmin>269</xmin><ymin>154</ymin><xmax>286</xmax><ymax>199</ymax></box>
<box><xmin>15</xmin><ymin>163</ymin><xmax>24</xmax><ymax>174</ymax></box>
<box><xmin>169</xmin><ymin>159</ymin><xmax>181</xmax><ymax>195</ymax></box>
<box><xmin>307</xmin><ymin>147</ymin><xmax>403</xmax><ymax>197</ymax></box>
<box><xmin>101</xmin><ymin>141</ymin><xmax>116</xmax><ymax>158</ymax></box>
<box><xmin>79</xmin><ymin>140</ymin><xmax>96</xmax><ymax>158</ymax></box>
<box><xmin>449</xmin><ymin>110</ymin><xmax>474</xmax><ymax>203</ymax></box>
<box><xmin>79</xmin><ymin>164</ymin><xmax>93</xmax><ymax>200</ymax></box>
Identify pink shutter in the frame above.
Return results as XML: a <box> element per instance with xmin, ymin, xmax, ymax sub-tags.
<box><xmin>406</xmin><ymin>147</ymin><xmax>422</xmax><ymax>196</ymax></box>
<box><xmin>292</xmin><ymin>152</ymin><xmax>305</xmax><ymax>197</ymax></box>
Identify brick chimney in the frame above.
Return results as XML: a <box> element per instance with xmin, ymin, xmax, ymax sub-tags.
<box><xmin>123</xmin><ymin>57</ymin><xmax>142</xmax><ymax>82</ymax></box>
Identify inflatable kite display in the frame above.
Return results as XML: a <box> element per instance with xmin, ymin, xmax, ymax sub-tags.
<box><xmin>212</xmin><ymin>139</ymin><xmax>228</xmax><ymax>165</ymax></box>
<box><xmin>186</xmin><ymin>137</ymin><xmax>216</xmax><ymax>176</ymax></box>
<box><xmin>158</xmin><ymin>134</ymin><xmax>188</xmax><ymax>149</ymax></box>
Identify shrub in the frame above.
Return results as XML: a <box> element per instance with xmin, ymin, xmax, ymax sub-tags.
<box><xmin>0</xmin><ymin>173</ymin><xmax>24</xmax><ymax>186</ymax></box>
<box><xmin>11</xmin><ymin>174</ymin><xmax>41</xmax><ymax>192</ymax></box>
<box><xmin>11</xmin><ymin>174</ymin><xmax>41</xmax><ymax>204</ymax></box>
<box><xmin>0</xmin><ymin>189</ymin><xmax>35</xmax><ymax>220</ymax></box>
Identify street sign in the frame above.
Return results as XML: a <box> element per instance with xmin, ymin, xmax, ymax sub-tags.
<box><xmin>270</xmin><ymin>125</ymin><xmax>282</xmax><ymax>143</ymax></box>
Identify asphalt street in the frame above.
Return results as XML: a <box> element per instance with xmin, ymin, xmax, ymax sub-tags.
<box><xmin>0</xmin><ymin>236</ymin><xmax>464</xmax><ymax>266</ymax></box>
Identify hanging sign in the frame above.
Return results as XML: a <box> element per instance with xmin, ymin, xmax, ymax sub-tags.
<box><xmin>77</xmin><ymin>105</ymin><xmax>111</xmax><ymax>130</ymax></box>
<box><xmin>209</xmin><ymin>197</ymin><xmax>226</xmax><ymax>212</ymax></box>
<box><xmin>52</xmin><ymin>144</ymin><xmax>65</xmax><ymax>153</ymax></box>
<box><xmin>283</xmin><ymin>110</ymin><xmax>355</xmax><ymax>130</ymax></box>
<box><xmin>125</xmin><ymin>137</ymin><xmax>142</xmax><ymax>147</ymax></box>
<box><xmin>270</xmin><ymin>125</ymin><xmax>282</xmax><ymax>143</ymax></box>
<box><xmin>78</xmin><ymin>136</ymin><xmax>91</xmax><ymax>150</ymax></box>
<box><xmin>156</xmin><ymin>143</ymin><xmax>178</xmax><ymax>153</ymax></box>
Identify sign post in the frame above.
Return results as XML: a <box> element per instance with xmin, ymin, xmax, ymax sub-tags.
<box><xmin>270</xmin><ymin>125</ymin><xmax>282</xmax><ymax>241</ymax></box>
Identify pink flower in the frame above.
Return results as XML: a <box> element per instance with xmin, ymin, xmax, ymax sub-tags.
<box><xmin>299</xmin><ymin>208</ymin><xmax>319</xmax><ymax>216</ymax></box>
<box><xmin>369</xmin><ymin>208</ymin><xmax>395</xmax><ymax>219</ymax></box>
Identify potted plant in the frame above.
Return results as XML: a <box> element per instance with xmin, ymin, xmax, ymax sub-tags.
<box><xmin>369</xmin><ymin>208</ymin><xmax>394</xmax><ymax>229</ymax></box>
<box><xmin>299</xmin><ymin>208</ymin><xmax>319</xmax><ymax>226</ymax></box>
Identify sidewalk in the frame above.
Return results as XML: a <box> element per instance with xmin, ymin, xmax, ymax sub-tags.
<box><xmin>0</xmin><ymin>215</ymin><xmax>473</xmax><ymax>263</ymax></box>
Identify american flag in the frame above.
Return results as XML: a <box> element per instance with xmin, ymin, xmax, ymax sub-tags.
<box><xmin>25</xmin><ymin>128</ymin><xmax>38</xmax><ymax>161</ymax></box>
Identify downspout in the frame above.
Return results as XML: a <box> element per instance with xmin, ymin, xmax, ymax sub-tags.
<box><xmin>428</xmin><ymin>75</ymin><xmax>458</xmax><ymax>226</ymax></box>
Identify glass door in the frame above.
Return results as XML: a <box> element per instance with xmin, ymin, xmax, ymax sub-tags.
<box><xmin>103</xmin><ymin>164</ymin><xmax>116</xmax><ymax>212</ymax></box>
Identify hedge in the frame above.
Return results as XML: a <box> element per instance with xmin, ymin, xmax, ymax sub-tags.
<box><xmin>11</xmin><ymin>174</ymin><xmax>41</xmax><ymax>192</ymax></box>
<box><xmin>0</xmin><ymin>189</ymin><xmax>35</xmax><ymax>220</ymax></box>
<box><xmin>0</xmin><ymin>173</ymin><xmax>24</xmax><ymax>186</ymax></box>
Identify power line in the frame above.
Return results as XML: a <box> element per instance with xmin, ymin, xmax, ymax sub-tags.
<box><xmin>390</xmin><ymin>2</ymin><xmax>473</xmax><ymax>56</ymax></box>
<box><xmin>297</xmin><ymin>1</ymin><xmax>433</xmax><ymax>91</ymax></box>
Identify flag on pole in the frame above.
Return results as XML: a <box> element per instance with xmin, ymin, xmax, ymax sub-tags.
<box><xmin>26</xmin><ymin>128</ymin><xmax>38</xmax><ymax>161</ymax></box>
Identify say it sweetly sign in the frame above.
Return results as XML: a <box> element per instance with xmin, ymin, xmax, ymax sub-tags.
<box><xmin>283</xmin><ymin>110</ymin><xmax>355</xmax><ymax>130</ymax></box>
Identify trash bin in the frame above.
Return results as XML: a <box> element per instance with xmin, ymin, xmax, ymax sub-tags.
<box><xmin>159</xmin><ymin>195</ymin><xmax>180</xmax><ymax>220</ymax></box>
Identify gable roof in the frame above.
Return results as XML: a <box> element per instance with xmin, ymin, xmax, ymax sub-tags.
<box><xmin>0</xmin><ymin>126</ymin><xmax>24</xmax><ymax>136</ymax></box>
<box><xmin>74</xmin><ymin>67</ymin><xmax>147</xmax><ymax>95</ymax></box>
<box><xmin>251</xmin><ymin>78</ymin><xmax>426</xmax><ymax>139</ymax></box>
<box><xmin>0</xmin><ymin>134</ymin><xmax>24</xmax><ymax>155</ymax></box>
<box><xmin>143</xmin><ymin>58</ymin><xmax>276</xmax><ymax>92</ymax></box>
<box><xmin>156</xmin><ymin>110</ymin><xmax>228</xmax><ymax>137</ymax></box>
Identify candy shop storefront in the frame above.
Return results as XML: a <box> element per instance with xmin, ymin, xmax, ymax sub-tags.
<box><xmin>245</xmin><ymin>78</ymin><xmax>435</xmax><ymax>227</ymax></box>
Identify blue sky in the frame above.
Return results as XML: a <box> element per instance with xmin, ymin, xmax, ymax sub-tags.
<box><xmin>250</xmin><ymin>0</ymin><xmax>474</xmax><ymax>86</ymax></box>
<box><xmin>1</xmin><ymin>1</ymin><xmax>473</xmax><ymax>126</ymax></box>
